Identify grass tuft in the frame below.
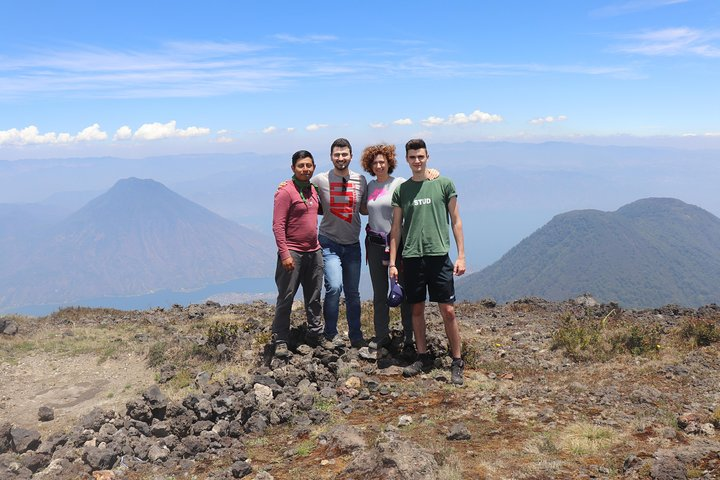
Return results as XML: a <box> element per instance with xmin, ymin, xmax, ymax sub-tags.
<box><xmin>559</xmin><ymin>422</ymin><xmax>616</xmax><ymax>456</ymax></box>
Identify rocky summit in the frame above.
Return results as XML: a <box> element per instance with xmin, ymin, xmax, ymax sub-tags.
<box><xmin>1</xmin><ymin>298</ymin><xmax>720</xmax><ymax>479</ymax></box>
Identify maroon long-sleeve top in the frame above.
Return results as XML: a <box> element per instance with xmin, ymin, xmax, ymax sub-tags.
<box><xmin>272</xmin><ymin>181</ymin><xmax>321</xmax><ymax>261</ymax></box>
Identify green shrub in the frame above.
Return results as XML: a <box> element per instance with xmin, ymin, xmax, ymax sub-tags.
<box><xmin>147</xmin><ymin>341</ymin><xmax>167</xmax><ymax>367</ymax></box>
<box><xmin>610</xmin><ymin>324</ymin><xmax>661</xmax><ymax>356</ymax></box>
<box><xmin>207</xmin><ymin>322</ymin><xmax>240</xmax><ymax>347</ymax></box>
<box><xmin>461</xmin><ymin>340</ymin><xmax>483</xmax><ymax>369</ymax></box>
<box><xmin>551</xmin><ymin>310</ymin><xmax>660</xmax><ymax>361</ymax></box>
<box><xmin>551</xmin><ymin>314</ymin><xmax>606</xmax><ymax>361</ymax></box>
<box><xmin>679</xmin><ymin>319</ymin><xmax>720</xmax><ymax>347</ymax></box>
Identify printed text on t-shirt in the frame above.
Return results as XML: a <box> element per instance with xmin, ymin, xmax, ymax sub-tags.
<box><xmin>330</xmin><ymin>181</ymin><xmax>355</xmax><ymax>223</ymax></box>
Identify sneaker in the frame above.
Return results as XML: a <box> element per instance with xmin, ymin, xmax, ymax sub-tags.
<box><xmin>274</xmin><ymin>342</ymin><xmax>290</xmax><ymax>359</ymax></box>
<box><xmin>450</xmin><ymin>358</ymin><xmax>465</xmax><ymax>385</ymax></box>
<box><xmin>321</xmin><ymin>336</ymin><xmax>344</xmax><ymax>350</ymax></box>
<box><xmin>403</xmin><ymin>354</ymin><xmax>432</xmax><ymax>377</ymax></box>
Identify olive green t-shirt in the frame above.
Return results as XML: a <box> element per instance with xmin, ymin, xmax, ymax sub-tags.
<box><xmin>391</xmin><ymin>176</ymin><xmax>457</xmax><ymax>258</ymax></box>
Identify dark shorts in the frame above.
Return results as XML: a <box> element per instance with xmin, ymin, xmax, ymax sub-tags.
<box><xmin>402</xmin><ymin>254</ymin><xmax>456</xmax><ymax>304</ymax></box>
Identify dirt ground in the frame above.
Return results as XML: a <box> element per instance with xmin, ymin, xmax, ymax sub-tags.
<box><xmin>0</xmin><ymin>351</ymin><xmax>155</xmax><ymax>437</ymax></box>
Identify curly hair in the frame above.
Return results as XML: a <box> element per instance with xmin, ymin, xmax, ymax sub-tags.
<box><xmin>360</xmin><ymin>144</ymin><xmax>397</xmax><ymax>176</ymax></box>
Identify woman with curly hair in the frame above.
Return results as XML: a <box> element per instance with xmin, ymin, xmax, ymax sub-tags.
<box><xmin>361</xmin><ymin>143</ymin><xmax>415</xmax><ymax>352</ymax></box>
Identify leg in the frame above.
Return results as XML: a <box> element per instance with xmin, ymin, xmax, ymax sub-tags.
<box><xmin>272</xmin><ymin>252</ymin><xmax>302</xmax><ymax>343</ymax></box>
<box><xmin>411</xmin><ymin>301</ymin><xmax>428</xmax><ymax>353</ymax></box>
<box><xmin>320</xmin><ymin>235</ymin><xmax>342</xmax><ymax>339</ymax></box>
<box><xmin>300</xmin><ymin>250</ymin><xmax>324</xmax><ymax>338</ymax></box>
<box><xmin>342</xmin><ymin>241</ymin><xmax>363</xmax><ymax>342</ymax></box>
<box><xmin>438</xmin><ymin>303</ymin><xmax>462</xmax><ymax>358</ymax></box>
<box><xmin>402</xmin><ymin>301</ymin><xmax>433</xmax><ymax>378</ymax></box>
<box><xmin>401</xmin><ymin>257</ymin><xmax>427</xmax><ymax>349</ymax></box>
<box><xmin>427</xmin><ymin>255</ymin><xmax>459</xmax><ymax>355</ymax></box>
<box><xmin>397</xmin><ymin>265</ymin><xmax>414</xmax><ymax>343</ymax></box>
<box><xmin>366</xmin><ymin>240</ymin><xmax>390</xmax><ymax>340</ymax></box>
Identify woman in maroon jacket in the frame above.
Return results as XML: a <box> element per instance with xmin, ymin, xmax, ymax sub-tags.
<box><xmin>271</xmin><ymin>150</ymin><xmax>324</xmax><ymax>358</ymax></box>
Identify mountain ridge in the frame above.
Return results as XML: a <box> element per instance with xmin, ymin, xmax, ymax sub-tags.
<box><xmin>456</xmin><ymin>197</ymin><xmax>720</xmax><ymax>308</ymax></box>
<box><xmin>0</xmin><ymin>177</ymin><xmax>275</xmax><ymax>310</ymax></box>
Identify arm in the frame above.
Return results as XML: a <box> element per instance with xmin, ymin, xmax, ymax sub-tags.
<box><xmin>447</xmin><ymin>196</ymin><xmax>466</xmax><ymax>276</ymax></box>
<box><xmin>388</xmin><ymin>205</ymin><xmax>403</xmax><ymax>281</ymax></box>
<box><xmin>311</xmin><ymin>175</ymin><xmax>325</xmax><ymax>216</ymax></box>
<box><xmin>272</xmin><ymin>189</ymin><xmax>295</xmax><ymax>271</ymax></box>
<box><xmin>359</xmin><ymin>175</ymin><xmax>369</xmax><ymax>215</ymax></box>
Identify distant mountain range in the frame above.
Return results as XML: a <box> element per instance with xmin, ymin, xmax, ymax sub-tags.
<box><xmin>456</xmin><ymin>198</ymin><xmax>720</xmax><ymax>308</ymax></box>
<box><xmin>0</xmin><ymin>178</ymin><xmax>275</xmax><ymax>311</ymax></box>
<box><xmin>2</xmin><ymin>142</ymin><xmax>719</xmax><ymax>272</ymax></box>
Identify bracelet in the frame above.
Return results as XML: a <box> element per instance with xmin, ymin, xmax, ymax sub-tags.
<box><xmin>388</xmin><ymin>264</ymin><xmax>396</xmax><ymax>268</ymax></box>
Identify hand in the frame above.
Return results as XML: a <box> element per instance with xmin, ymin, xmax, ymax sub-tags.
<box><xmin>281</xmin><ymin>257</ymin><xmax>295</xmax><ymax>272</ymax></box>
<box><xmin>426</xmin><ymin>168</ymin><xmax>440</xmax><ymax>180</ymax></box>
<box><xmin>453</xmin><ymin>258</ymin><xmax>466</xmax><ymax>276</ymax></box>
<box><xmin>277</xmin><ymin>180</ymin><xmax>288</xmax><ymax>191</ymax></box>
<box><xmin>388</xmin><ymin>265</ymin><xmax>398</xmax><ymax>282</ymax></box>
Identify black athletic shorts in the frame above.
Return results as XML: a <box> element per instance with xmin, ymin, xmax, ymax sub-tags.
<box><xmin>402</xmin><ymin>254</ymin><xmax>456</xmax><ymax>304</ymax></box>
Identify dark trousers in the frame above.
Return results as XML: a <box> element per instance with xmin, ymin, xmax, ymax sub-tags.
<box><xmin>272</xmin><ymin>249</ymin><xmax>324</xmax><ymax>343</ymax></box>
<box><xmin>365</xmin><ymin>239</ymin><xmax>413</xmax><ymax>342</ymax></box>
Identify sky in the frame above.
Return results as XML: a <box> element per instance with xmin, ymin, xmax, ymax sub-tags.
<box><xmin>1</xmin><ymin>0</ymin><xmax>720</xmax><ymax>160</ymax></box>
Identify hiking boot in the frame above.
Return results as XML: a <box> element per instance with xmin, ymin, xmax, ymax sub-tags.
<box><xmin>450</xmin><ymin>358</ymin><xmax>465</xmax><ymax>385</ymax></box>
<box><xmin>400</xmin><ymin>341</ymin><xmax>416</xmax><ymax>361</ymax></box>
<box><xmin>274</xmin><ymin>342</ymin><xmax>290</xmax><ymax>359</ymax></box>
<box><xmin>305</xmin><ymin>333</ymin><xmax>322</xmax><ymax>348</ymax></box>
<box><xmin>403</xmin><ymin>353</ymin><xmax>432</xmax><ymax>377</ymax></box>
<box><xmin>350</xmin><ymin>338</ymin><xmax>368</xmax><ymax>349</ymax></box>
<box><xmin>369</xmin><ymin>335</ymin><xmax>391</xmax><ymax>350</ymax></box>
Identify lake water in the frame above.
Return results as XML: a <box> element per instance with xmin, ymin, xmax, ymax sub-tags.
<box><xmin>8</xmin><ymin>277</ymin><xmax>277</xmax><ymax>316</ymax></box>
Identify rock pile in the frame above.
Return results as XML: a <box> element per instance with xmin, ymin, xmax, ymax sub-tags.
<box><xmin>0</xmin><ymin>322</ymin><xmax>456</xmax><ymax>479</ymax></box>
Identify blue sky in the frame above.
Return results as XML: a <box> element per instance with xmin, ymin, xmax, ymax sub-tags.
<box><xmin>1</xmin><ymin>0</ymin><xmax>719</xmax><ymax>160</ymax></box>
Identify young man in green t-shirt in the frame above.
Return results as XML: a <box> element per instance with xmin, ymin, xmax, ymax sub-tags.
<box><xmin>389</xmin><ymin>138</ymin><xmax>467</xmax><ymax>385</ymax></box>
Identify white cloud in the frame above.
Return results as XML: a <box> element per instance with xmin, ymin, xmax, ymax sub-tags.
<box><xmin>114</xmin><ymin>125</ymin><xmax>133</xmax><ymax>141</ymax></box>
<box><xmin>274</xmin><ymin>34</ymin><xmax>337</xmax><ymax>44</ymax></box>
<box><xmin>287</xmin><ymin>127</ymin><xmax>296</xmax><ymax>133</ymax></box>
<box><xmin>421</xmin><ymin>110</ymin><xmax>502</xmax><ymax>127</ymax></box>
<box><xmin>75</xmin><ymin>123</ymin><xmax>108</xmax><ymax>142</ymax></box>
<box><xmin>393</xmin><ymin>118</ymin><xmax>413</xmax><ymax>126</ymax></box>
<box><xmin>614</xmin><ymin>28</ymin><xmax>720</xmax><ymax>57</ymax></box>
<box><xmin>263</xmin><ymin>126</ymin><xmax>277</xmax><ymax>134</ymax></box>
<box><xmin>530</xmin><ymin>115</ymin><xmax>568</xmax><ymax>125</ymax></box>
<box><xmin>217</xmin><ymin>129</ymin><xmax>229</xmax><ymax>135</ymax></box>
<box><xmin>591</xmin><ymin>0</ymin><xmax>688</xmax><ymax>17</ymax></box>
<box><xmin>305</xmin><ymin>123</ymin><xmax>328</xmax><ymax>132</ymax></box>
<box><xmin>448</xmin><ymin>110</ymin><xmax>503</xmax><ymax>125</ymax></box>
<box><xmin>216</xmin><ymin>136</ymin><xmax>234</xmax><ymax>143</ymax></box>
<box><xmin>0</xmin><ymin>39</ymin><xmax>636</xmax><ymax>102</ymax></box>
<box><xmin>0</xmin><ymin>124</ymin><xmax>109</xmax><ymax>146</ymax></box>
<box><xmin>133</xmin><ymin>121</ymin><xmax>210</xmax><ymax>141</ymax></box>
<box><xmin>421</xmin><ymin>116</ymin><xmax>445</xmax><ymax>127</ymax></box>
<box><xmin>370</xmin><ymin>122</ymin><xmax>386</xmax><ymax>129</ymax></box>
